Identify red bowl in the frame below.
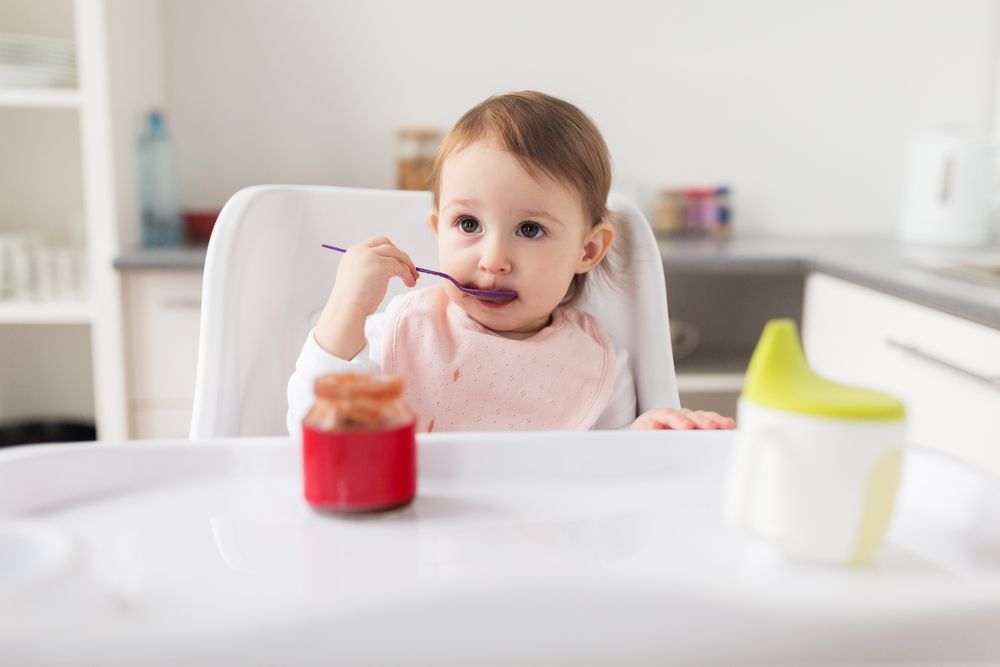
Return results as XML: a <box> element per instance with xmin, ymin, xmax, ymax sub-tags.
<box><xmin>302</xmin><ymin>421</ymin><xmax>417</xmax><ymax>512</ymax></box>
<box><xmin>183</xmin><ymin>209</ymin><xmax>220</xmax><ymax>244</ymax></box>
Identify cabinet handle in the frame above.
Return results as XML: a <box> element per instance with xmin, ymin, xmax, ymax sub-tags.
<box><xmin>886</xmin><ymin>339</ymin><xmax>1000</xmax><ymax>390</ymax></box>
<box><xmin>162</xmin><ymin>298</ymin><xmax>202</xmax><ymax>309</ymax></box>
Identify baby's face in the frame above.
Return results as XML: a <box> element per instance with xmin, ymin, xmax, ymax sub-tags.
<box><xmin>430</xmin><ymin>140</ymin><xmax>596</xmax><ymax>339</ymax></box>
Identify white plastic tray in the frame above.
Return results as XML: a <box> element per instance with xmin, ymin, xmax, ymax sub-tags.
<box><xmin>1</xmin><ymin>431</ymin><xmax>999</xmax><ymax>666</ymax></box>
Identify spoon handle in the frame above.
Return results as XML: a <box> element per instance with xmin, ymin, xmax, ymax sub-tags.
<box><xmin>411</xmin><ymin>267</ymin><xmax>453</xmax><ymax>281</ymax></box>
<box><xmin>320</xmin><ymin>244</ymin><xmax>454</xmax><ymax>284</ymax></box>
<box><xmin>321</xmin><ymin>243</ymin><xmax>517</xmax><ymax>299</ymax></box>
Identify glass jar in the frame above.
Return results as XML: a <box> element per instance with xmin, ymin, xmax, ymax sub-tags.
<box><xmin>305</xmin><ymin>373</ymin><xmax>413</xmax><ymax>431</ymax></box>
<box><xmin>396</xmin><ymin>127</ymin><xmax>441</xmax><ymax>191</ymax></box>
<box><xmin>651</xmin><ymin>188</ymin><xmax>684</xmax><ymax>236</ymax></box>
<box><xmin>302</xmin><ymin>373</ymin><xmax>417</xmax><ymax>513</ymax></box>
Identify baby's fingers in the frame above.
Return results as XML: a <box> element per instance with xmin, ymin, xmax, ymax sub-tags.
<box><xmin>373</xmin><ymin>244</ymin><xmax>419</xmax><ymax>284</ymax></box>
<box><xmin>651</xmin><ymin>410</ymin><xmax>695</xmax><ymax>430</ymax></box>
<box><xmin>362</xmin><ymin>236</ymin><xmax>393</xmax><ymax>248</ymax></box>
<box><xmin>377</xmin><ymin>257</ymin><xmax>417</xmax><ymax>287</ymax></box>
<box><xmin>688</xmin><ymin>410</ymin><xmax>736</xmax><ymax>430</ymax></box>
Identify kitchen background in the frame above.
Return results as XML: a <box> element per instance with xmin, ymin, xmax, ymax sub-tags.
<box><xmin>1</xmin><ymin>0</ymin><xmax>999</xmax><ymax>444</ymax></box>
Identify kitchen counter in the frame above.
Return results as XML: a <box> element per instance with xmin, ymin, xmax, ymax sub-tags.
<box><xmin>659</xmin><ymin>237</ymin><xmax>1000</xmax><ymax>330</ymax></box>
<box><xmin>113</xmin><ymin>237</ymin><xmax>1000</xmax><ymax>330</ymax></box>
<box><xmin>113</xmin><ymin>245</ymin><xmax>208</xmax><ymax>270</ymax></box>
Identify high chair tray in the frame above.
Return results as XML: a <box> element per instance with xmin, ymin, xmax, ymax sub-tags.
<box><xmin>1</xmin><ymin>431</ymin><xmax>998</xmax><ymax>666</ymax></box>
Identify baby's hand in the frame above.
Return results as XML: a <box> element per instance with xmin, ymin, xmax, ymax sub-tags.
<box><xmin>330</xmin><ymin>236</ymin><xmax>419</xmax><ymax>318</ymax></box>
<box><xmin>630</xmin><ymin>407</ymin><xmax>736</xmax><ymax>431</ymax></box>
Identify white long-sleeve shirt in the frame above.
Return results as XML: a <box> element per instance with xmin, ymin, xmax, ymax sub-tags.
<box><xmin>286</xmin><ymin>294</ymin><xmax>637</xmax><ymax>435</ymax></box>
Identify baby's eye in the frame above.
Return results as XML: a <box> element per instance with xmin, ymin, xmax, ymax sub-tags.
<box><xmin>517</xmin><ymin>221</ymin><xmax>545</xmax><ymax>239</ymax></box>
<box><xmin>458</xmin><ymin>217</ymin><xmax>481</xmax><ymax>234</ymax></box>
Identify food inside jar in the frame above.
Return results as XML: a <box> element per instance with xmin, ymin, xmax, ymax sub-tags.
<box><xmin>305</xmin><ymin>373</ymin><xmax>413</xmax><ymax>431</ymax></box>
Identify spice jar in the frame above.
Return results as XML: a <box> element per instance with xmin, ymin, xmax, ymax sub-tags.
<box><xmin>302</xmin><ymin>373</ymin><xmax>417</xmax><ymax>512</ymax></box>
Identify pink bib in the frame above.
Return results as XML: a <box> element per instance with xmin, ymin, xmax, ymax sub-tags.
<box><xmin>381</xmin><ymin>286</ymin><xmax>616</xmax><ymax>432</ymax></box>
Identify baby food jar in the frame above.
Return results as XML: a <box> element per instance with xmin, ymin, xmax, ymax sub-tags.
<box><xmin>302</xmin><ymin>373</ymin><xmax>417</xmax><ymax>512</ymax></box>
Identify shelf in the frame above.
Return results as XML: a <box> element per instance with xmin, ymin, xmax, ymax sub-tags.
<box><xmin>0</xmin><ymin>87</ymin><xmax>81</xmax><ymax>109</ymax></box>
<box><xmin>0</xmin><ymin>301</ymin><xmax>92</xmax><ymax>324</ymax></box>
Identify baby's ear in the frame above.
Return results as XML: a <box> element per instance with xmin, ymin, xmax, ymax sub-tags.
<box><xmin>428</xmin><ymin>209</ymin><xmax>439</xmax><ymax>236</ymax></box>
<box><xmin>577</xmin><ymin>221</ymin><xmax>615</xmax><ymax>273</ymax></box>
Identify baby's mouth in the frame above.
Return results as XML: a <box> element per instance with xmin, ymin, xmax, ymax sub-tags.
<box><xmin>476</xmin><ymin>293</ymin><xmax>517</xmax><ymax>305</ymax></box>
<box><xmin>463</xmin><ymin>281</ymin><xmax>517</xmax><ymax>304</ymax></box>
<box><xmin>464</xmin><ymin>283</ymin><xmax>517</xmax><ymax>305</ymax></box>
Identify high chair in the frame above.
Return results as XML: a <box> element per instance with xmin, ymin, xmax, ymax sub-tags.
<box><xmin>190</xmin><ymin>185</ymin><xmax>678</xmax><ymax>438</ymax></box>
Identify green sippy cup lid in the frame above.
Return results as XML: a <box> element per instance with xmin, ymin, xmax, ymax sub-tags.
<box><xmin>742</xmin><ymin>319</ymin><xmax>905</xmax><ymax>421</ymax></box>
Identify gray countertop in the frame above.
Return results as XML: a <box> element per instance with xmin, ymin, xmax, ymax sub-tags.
<box><xmin>114</xmin><ymin>237</ymin><xmax>1000</xmax><ymax>330</ymax></box>
<box><xmin>659</xmin><ymin>237</ymin><xmax>1000</xmax><ymax>330</ymax></box>
<box><xmin>114</xmin><ymin>245</ymin><xmax>208</xmax><ymax>270</ymax></box>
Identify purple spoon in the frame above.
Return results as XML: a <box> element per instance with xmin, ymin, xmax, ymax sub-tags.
<box><xmin>321</xmin><ymin>244</ymin><xmax>518</xmax><ymax>300</ymax></box>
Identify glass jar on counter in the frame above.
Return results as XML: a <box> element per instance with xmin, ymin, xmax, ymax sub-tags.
<box><xmin>302</xmin><ymin>373</ymin><xmax>417</xmax><ymax>513</ymax></box>
<box><xmin>396</xmin><ymin>127</ymin><xmax>441</xmax><ymax>191</ymax></box>
<box><xmin>651</xmin><ymin>188</ymin><xmax>685</xmax><ymax>236</ymax></box>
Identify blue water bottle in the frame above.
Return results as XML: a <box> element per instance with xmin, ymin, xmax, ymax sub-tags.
<box><xmin>138</xmin><ymin>111</ymin><xmax>183</xmax><ymax>247</ymax></box>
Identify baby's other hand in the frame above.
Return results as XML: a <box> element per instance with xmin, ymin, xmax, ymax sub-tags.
<box><xmin>630</xmin><ymin>407</ymin><xmax>736</xmax><ymax>431</ymax></box>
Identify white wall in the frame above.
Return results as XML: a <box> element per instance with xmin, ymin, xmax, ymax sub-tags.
<box><xmin>107</xmin><ymin>0</ymin><xmax>169</xmax><ymax>251</ymax></box>
<box><xmin>161</xmin><ymin>0</ymin><xmax>999</xmax><ymax>236</ymax></box>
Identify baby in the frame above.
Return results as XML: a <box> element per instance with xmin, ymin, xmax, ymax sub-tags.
<box><xmin>287</xmin><ymin>91</ymin><xmax>735</xmax><ymax>433</ymax></box>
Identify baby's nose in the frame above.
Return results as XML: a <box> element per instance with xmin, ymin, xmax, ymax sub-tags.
<box><xmin>478</xmin><ymin>239</ymin><xmax>512</xmax><ymax>274</ymax></box>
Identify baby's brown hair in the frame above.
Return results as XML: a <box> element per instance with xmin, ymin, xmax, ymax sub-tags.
<box><xmin>430</xmin><ymin>91</ymin><xmax>617</xmax><ymax>305</ymax></box>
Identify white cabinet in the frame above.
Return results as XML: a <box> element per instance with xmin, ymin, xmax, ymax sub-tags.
<box><xmin>803</xmin><ymin>273</ymin><xmax>1000</xmax><ymax>477</ymax></box>
<box><xmin>122</xmin><ymin>270</ymin><xmax>201</xmax><ymax>438</ymax></box>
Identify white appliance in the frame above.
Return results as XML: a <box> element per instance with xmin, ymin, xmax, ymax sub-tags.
<box><xmin>898</xmin><ymin>128</ymin><xmax>996</xmax><ymax>246</ymax></box>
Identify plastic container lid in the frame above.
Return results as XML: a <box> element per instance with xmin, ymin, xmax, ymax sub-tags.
<box><xmin>742</xmin><ymin>319</ymin><xmax>905</xmax><ymax>421</ymax></box>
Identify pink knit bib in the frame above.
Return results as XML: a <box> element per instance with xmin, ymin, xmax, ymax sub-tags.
<box><xmin>381</xmin><ymin>286</ymin><xmax>616</xmax><ymax>432</ymax></box>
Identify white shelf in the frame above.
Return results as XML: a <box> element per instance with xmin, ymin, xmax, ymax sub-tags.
<box><xmin>0</xmin><ymin>300</ymin><xmax>92</xmax><ymax>324</ymax></box>
<box><xmin>0</xmin><ymin>1</ymin><xmax>130</xmax><ymax>438</ymax></box>
<box><xmin>0</xmin><ymin>87</ymin><xmax>81</xmax><ymax>109</ymax></box>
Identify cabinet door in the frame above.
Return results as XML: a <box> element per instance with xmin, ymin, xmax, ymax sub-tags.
<box><xmin>123</xmin><ymin>271</ymin><xmax>202</xmax><ymax>437</ymax></box>
<box><xmin>803</xmin><ymin>273</ymin><xmax>1000</xmax><ymax>477</ymax></box>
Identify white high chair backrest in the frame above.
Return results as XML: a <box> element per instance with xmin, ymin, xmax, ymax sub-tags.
<box><xmin>190</xmin><ymin>185</ymin><xmax>678</xmax><ymax>438</ymax></box>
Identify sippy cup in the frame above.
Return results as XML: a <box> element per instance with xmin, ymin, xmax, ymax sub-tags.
<box><xmin>724</xmin><ymin>320</ymin><xmax>907</xmax><ymax>565</ymax></box>
<box><xmin>302</xmin><ymin>373</ymin><xmax>417</xmax><ymax>513</ymax></box>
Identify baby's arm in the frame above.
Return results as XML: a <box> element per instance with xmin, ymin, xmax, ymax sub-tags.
<box><xmin>287</xmin><ymin>236</ymin><xmax>417</xmax><ymax>437</ymax></box>
<box><xmin>285</xmin><ymin>313</ymin><xmax>386</xmax><ymax>436</ymax></box>
<box><xmin>315</xmin><ymin>236</ymin><xmax>419</xmax><ymax>359</ymax></box>
<box><xmin>287</xmin><ymin>287</ymin><xmax>419</xmax><ymax>436</ymax></box>
<box><xmin>630</xmin><ymin>408</ymin><xmax>735</xmax><ymax>431</ymax></box>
